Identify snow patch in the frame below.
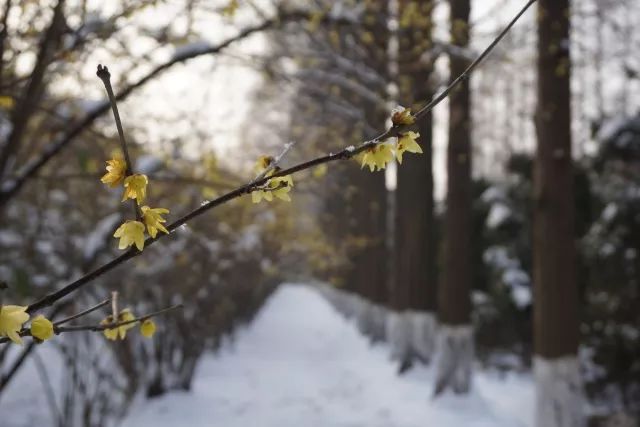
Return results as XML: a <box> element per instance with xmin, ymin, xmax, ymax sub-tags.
<box><xmin>486</xmin><ymin>203</ymin><xmax>512</xmax><ymax>229</ymax></box>
<box><xmin>122</xmin><ymin>285</ymin><xmax>534</xmax><ymax>427</ymax></box>
<box><xmin>83</xmin><ymin>213</ymin><xmax>121</xmax><ymax>260</ymax></box>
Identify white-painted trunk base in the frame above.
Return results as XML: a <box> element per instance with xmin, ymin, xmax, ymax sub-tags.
<box><xmin>385</xmin><ymin>311</ymin><xmax>412</xmax><ymax>362</ymax></box>
<box><xmin>356</xmin><ymin>303</ymin><xmax>387</xmax><ymax>341</ymax></box>
<box><xmin>335</xmin><ymin>293</ymin><xmax>364</xmax><ymax>319</ymax></box>
<box><xmin>407</xmin><ymin>311</ymin><xmax>437</xmax><ymax>363</ymax></box>
<box><xmin>534</xmin><ymin>356</ymin><xmax>585</xmax><ymax>427</ymax></box>
<box><xmin>434</xmin><ymin>325</ymin><xmax>473</xmax><ymax>395</ymax></box>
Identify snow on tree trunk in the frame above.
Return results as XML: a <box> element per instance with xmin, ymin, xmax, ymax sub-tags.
<box><xmin>534</xmin><ymin>356</ymin><xmax>584</xmax><ymax>427</ymax></box>
<box><xmin>434</xmin><ymin>325</ymin><xmax>473</xmax><ymax>396</ymax></box>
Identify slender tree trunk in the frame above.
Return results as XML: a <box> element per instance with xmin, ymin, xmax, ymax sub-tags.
<box><xmin>389</xmin><ymin>0</ymin><xmax>437</xmax><ymax>370</ymax></box>
<box><xmin>435</xmin><ymin>0</ymin><xmax>473</xmax><ymax>396</ymax></box>
<box><xmin>318</xmin><ymin>1</ymin><xmax>390</xmax><ymax>338</ymax></box>
<box><xmin>351</xmin><ymin>0</ymin><xmax>391</xmax><ymax>342</ymax></box>
<box><xmin>534</xmin><ymin>1</ymin><xmax>584</xmax><ymax>426</ymax></box>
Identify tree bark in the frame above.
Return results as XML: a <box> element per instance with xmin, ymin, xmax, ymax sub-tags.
<box><xmin>534</xmin><ymin>1</ymin><xmax>584</xmax><ymax>425</ymax></box>
<box><xmin>435</xmin><ymin>0</ymin><xmax>473</xmax><ymax>395</ymax></box>
<box><xmin>391</xmin><ymin>0</ymin><xmax>437</xmax><ymax>368</ymax></box>
<box><xmin>351</xmin><ymin>0</ymin><xmax>391</xmax><ymax>342</ymax></box>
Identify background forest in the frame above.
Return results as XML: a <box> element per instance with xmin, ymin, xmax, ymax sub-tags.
<box><xmin>0</xmin><ymin>0</ymin><xmax>638</xmax><ymax>426</ymax></box>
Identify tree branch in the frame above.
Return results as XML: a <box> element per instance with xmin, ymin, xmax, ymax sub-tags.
<box><xmin>0</xmin><ymin>10</ymin><xmax>356</xmax><ymax>207</ymax></box>
<box><xmin>53</xmin><ymin>298</ymin><xmax>111</xmax><ymax>327</ymax></box>
<box><xmin>1</xmin><ymin>304</ymin><xmax>182</xmax><ymax>344</ymax></box>
<box><xmin>413</xmin><ymin>0</ymin><xmax>537</xmax><ymax>122</ymax></box>
<box><xmin>24</xmin><ymin>0</ymin><xmax>536</xmax><ymax>314</ymax></box>
<box><xmin>0</xmin><ymin>0</ymin><xmax>66</xmax><ymax>180</ymax></box>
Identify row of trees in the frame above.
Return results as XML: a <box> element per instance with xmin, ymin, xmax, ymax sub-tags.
<box><xmin>249</xmin><ymin>0</ymin><xmax>636</xmax><ymax>425</ymax></box>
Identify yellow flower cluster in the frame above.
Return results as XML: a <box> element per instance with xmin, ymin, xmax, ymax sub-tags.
<box><xmin>251</xmin><ymin>158</ymin><xmax>294</xmax><ymax>204</ymax></box>
<box><xmin>252</xmin><ymin>175</ymin><xmax>294</xmax><ymax>203</ymax></box>
<box><xmin>101</xmin><ymin>156</ymin><xmax>170</xmax><ymax>251</ymax></box>
<box><xmin>0</xmin><ymin>305</ymin><xmax>54</xmax><ymax>344</ymax></box>
<box><xmin>361</xmin><ymin>143</ymin><xmax>394</xmax><ymax>172</ymax></box>
<box><xmin>360</xmin><ymin>107</ymin><xmax>423</xmax><ymax>172</ymax></box>
<box><xmin>100</xmin><ymin>309</ymin><xmax>156</xmax><ymax>340</ymax></box>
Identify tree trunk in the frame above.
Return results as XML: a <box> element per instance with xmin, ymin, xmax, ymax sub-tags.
<box><xmin>435</xmin><ymin>0</ymin><xmax>473</xmax><ymax>395</ymax></box>
<box><xmin>349</xmin><ymin>0</ymin><xmax>391</xmax><ymax>342</ymax></box>
<box><xmin>390</xmin><ymin>0</ymin><xmax>437</xmax><ymax>369</ymax></box>
<box><xmin>534</xmin><ymin>1</ymin><xmax>584</xmax><ymax>425</ymax></box>
<box><xmin>310</xmin><ymin>1</ymin><xmax>390</xmax><ymax>336</ymax></box>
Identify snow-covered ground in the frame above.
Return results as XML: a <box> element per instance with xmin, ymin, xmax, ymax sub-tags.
<box><xmin>122</xmin><ymin>284</ymin><xmax>534</xmax><ymax>427</ymax></box>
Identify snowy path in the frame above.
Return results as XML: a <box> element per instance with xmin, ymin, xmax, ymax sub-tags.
<box><xmin>122</xmin><ymin>284</ymin><xmax>533</xmax><ymax>427</ymax></box>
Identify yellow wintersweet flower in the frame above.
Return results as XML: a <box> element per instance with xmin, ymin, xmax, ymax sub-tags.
<box><xmin>140</xmin><ymin>319</ymin><xmax>156</xmax><ymax>338</ymax></box>
<box><xmin>122</xmin><ymin>174</ymin><xmax>148</xmax><ymax>203</ymax></box>
<box><xmin>270</xmin><ymin>175</ymin><xmax>294</xmax><ymax>201</ymax></box>
<box><xmin>254</xmin><ymin>155</ymin><xmax>274</xmax><ymax>173</ymax></box>
<box><xmin>101</xmin><ymin>309</ymin><xmax>137</xmax><ymax>341</ymax></box>
<box><xmin>252</xmin><ymin>189</ymin><xmax>272</xmax><ymax>204</ymax></box>
<box><xmin>0</xmin><ymin>95</ymin><xmax>15</xmax><ymax>109</ymax></box>
<box><xmin>141</xmin><ymin>206</ymin><xmax>170</xmax><ymax>238</ymax></box>
<box><xmin>113</xmin><ymin>220</ymin><xmax>146</xmax><ymax>251</ymax></box>
<box><xmin>396</xmin><ymin>131</ymin><xmax>422</xmax><ymax>164</ymax></box>
<box><xmin>251</xmin><ymin>175</ymin><xmax>294</xmax><ymax>203</ymax></box>
<box><xmin>0</xmin><ymin>305</ymin><xmax>29</xmax><ymax>344</ymax></box>
<box><xmin>391</xmin><ymin>106</ymin><xmax>415</xmax><ymax>126</ymax></box>
<box><xmin>101</xmin><ymin>157</ymin><xmax>127</xmax><ymax>188</ymax></box>
<box><xmin>361</xmin><ymin>143</ymin><xmax>394</xmax><ymax>172</ymax></box>
<box><xmin>313</xmin><ymin>163</ymin><xmax>328</xmax><ymax>179</ymax></box>
<box><xmin>31</xmin><ymin>315</ymin><xmax>54</xmax><ymax>341</ymax></box>
<box><xmin>100</xmin><ymin>315</ymin><xmax>118</xmax><ymax>340</ymax></box>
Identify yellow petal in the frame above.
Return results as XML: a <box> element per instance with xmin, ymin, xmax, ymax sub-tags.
<box><xmin>31</xmin><ymin>315</ymin><xmax>54</xmax><ymax>341</ymax></box>
<box><xmin>103</xmin><ymin>329</ymin><xmax>118</xmax><ymax>340</ymax></box>
<box><xmin>140</xmin><ymin>319</ymin><xmax>156</xmax><ymax>338</ymax></box>
<box><xmin>7</xmin><ymin>330</ymin><xmax>23</xmax><ymax>345</ymax></box>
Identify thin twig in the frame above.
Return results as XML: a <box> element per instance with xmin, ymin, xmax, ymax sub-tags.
<box><xmin>53</xmin><ymin>298</ymin><xmax>111</xmax><ymax>327</ymax></box>
<box><xmin>56</xmin><ymin>304</ymin><xmax>182</xmax><ymax>333</ymax></box>
<box><xmin>23</xmin><ymin>0</ymin><xmax>536</xmax><ymax>315</ymax></box>
<box><xmin>97</xmin><ymin>64</ymin><xmax>141</xmax><ymax>220</ymax></box>
<box><xmin>413</xmin><ymin>0</ymin><xmax>537</xmax><ymax>122</ymax></box>
<box><xmin>110</xmin><ymin>291</ymin><xmax>118</xmax><ymax>320</ymax></box>
<box><xmin>0</xmin><ymin>304</ymin><xmax>182</xmax><ymax>343</ymax></box>
<box><xmin>0</xmin><ymin>10</ymin><xmax>356</xmax><ymax>206</ymax></box>
<box><xmin>251</xmin><ymin>141</ymin><xmax>297</xmax><ymax>184</ymax></box>
<box><xmin>96</xmin><ymin>65</ymin><xmax>133</xmax><ymax>172</ymax></box>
